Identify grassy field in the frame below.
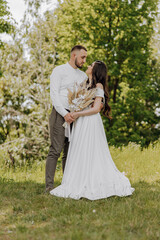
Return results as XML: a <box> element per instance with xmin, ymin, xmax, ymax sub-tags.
<box><xmin>0</xmin><ymin>143</ymin><xmax>160</xmax><ymax>240</ymax></box>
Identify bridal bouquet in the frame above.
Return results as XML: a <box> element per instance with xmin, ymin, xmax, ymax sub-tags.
<box><xmin>67</xmin><ymin>79</ymin><xmax>96</xmax><ymax>112</ymax></box>
<box><xmin>63</xmin><ymin>79</ymin><xmax>96</xmax><ymax>128</ymax></box>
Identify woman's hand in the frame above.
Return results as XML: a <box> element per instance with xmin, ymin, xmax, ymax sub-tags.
<box><xmin>70</xmin><ymin>112</ymin><xmax>79</xmax><ymax>120</ymax></box>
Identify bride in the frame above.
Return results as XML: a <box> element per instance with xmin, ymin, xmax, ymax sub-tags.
<box><xmin>50</xmin><ymin>60</ymin><xmax>135</xmax><ymax>200</ymax></box>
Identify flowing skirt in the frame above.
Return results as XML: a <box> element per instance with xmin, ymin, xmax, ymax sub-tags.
<box><xmin>50</xmin><ymin>113</ymin><xmax>135</xmax><ymax>200</ymax></box>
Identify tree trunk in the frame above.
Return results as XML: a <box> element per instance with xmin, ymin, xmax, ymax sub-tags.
<box><xmin>113</xmin><ymin>78</ymin><xmax>119</xmax><ymax>103</ymax></box>
<box><xmin>107</xmin><ymin>75</ymin><xmax>112</xmax><ymax>94</ymax></box>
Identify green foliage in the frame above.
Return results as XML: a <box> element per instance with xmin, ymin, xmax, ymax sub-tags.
<box><xmin>54</xmin><ymin>0</ymin><xmax>160</xmax><ymax>147</ymax></box>
<box><xmin>0</xmin><ymin>41</ymin><xmax>27</xmax><ymax>143</ymax></box>
<box><xmin>0</xmin><ymin>0</ymin><xmax>14</xmax><ymax>47</ymax></box>
<box><xmin>103</xmin><ymin>74</ymin><xmax>160</xmax><ymax>147</ymax></box>
<box><xmin>0</xmin><ymin>13</ymin><xmax>56</xmax><ymax>165</ymax></box>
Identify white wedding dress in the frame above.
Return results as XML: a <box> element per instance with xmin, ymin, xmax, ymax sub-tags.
<box><xmin>50</xmin><ymin>88</ymin><xmax>135</xmax><ymax>200</ymax></box>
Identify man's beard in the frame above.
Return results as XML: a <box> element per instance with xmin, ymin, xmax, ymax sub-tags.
<box><xmin>75</xmin><ymin>58</ymin><xmax>82</xmax><ymax>69</ymax></box>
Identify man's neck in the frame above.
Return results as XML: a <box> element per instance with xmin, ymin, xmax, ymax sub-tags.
<box><xmin>68</xmin><ymin>60</ymin><xmax>77</xmax><ymax>69</ymax></box>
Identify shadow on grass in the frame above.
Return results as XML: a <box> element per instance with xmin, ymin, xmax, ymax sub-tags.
<box><xmin>0</xmin><ymin>176</ymin><xmax>64</xmax><ymax>197</ymax></box>
<box><xmin>0</xmin><ymin>176</ymin><xmax>160</xmax><ymax>203</ymax></box>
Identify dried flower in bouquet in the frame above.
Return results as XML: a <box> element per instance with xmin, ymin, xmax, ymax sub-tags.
<box><xmin>67</xmin><ymin>78</ymin><xmax>96</xmax><ymax>112</ymax></box>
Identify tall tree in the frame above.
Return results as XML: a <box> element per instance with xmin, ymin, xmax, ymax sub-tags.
<box><xmin>0</xmin><ymin>0</ymin><xmax>13</xmax><ymax>45</ymax></box>
<box><xmin>0</xmin><ymin>0</ymin><xmax>14</xmax><ymax>78</ymax></box>
<box><xmin>0</xmin><ymin>12</ymin><xmax>56</xmax><ymax>166</ymax></box>
<box><xmin>0</xmin><ymin>0</ymin><xmax>16</xmax><ymax>144</ymax></box>
<box><xmin>53</xmin><ymin>0</ymin><xmax>160</xmax><ymax>147</ymax></box>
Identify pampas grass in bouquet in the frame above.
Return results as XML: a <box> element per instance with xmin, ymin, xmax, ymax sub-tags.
<box><xmin>67</xmin><ymin>79</ymin><xmax>96</xmax><ymax>112</ymax></box>
<box><xmin>63</xmin><ymin>79</ymin><xmax>96</xmax><ymax>128</ymax></box>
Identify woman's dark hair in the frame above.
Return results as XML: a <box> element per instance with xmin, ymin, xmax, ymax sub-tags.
<box><xmin>88</xmin><ymin>60</ymin><xmax>112</xmax><ymax>119</ymax></box>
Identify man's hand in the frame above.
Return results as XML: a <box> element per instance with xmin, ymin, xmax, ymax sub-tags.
<box><xmin>64</xmin><ymin>113</ymin><xmax>75</xmax><ymax>124</ymax></box>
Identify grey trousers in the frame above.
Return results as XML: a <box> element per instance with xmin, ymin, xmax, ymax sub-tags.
<box><xmin>45</xmin><ymin>107</ymin><xmax>70</xmax><ymax>189</ymax></box>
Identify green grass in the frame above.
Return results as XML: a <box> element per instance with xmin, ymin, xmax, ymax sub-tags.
<box><xmin>0</xmin><ymin>143</ymin><xmax>160</xmax><ymax>240</ymax></box>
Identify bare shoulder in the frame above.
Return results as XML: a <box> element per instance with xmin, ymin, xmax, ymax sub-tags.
<box><xmin>96</xmin><ymin>83</ymin><xmax>103</xmax><ymax>89</ymax></box>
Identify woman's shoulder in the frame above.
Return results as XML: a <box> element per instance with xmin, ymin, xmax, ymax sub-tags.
<box><xmin>96</xmin><ymin>83</ymin><xmax>103</xmax><ymax>90</ymax></box>
<box><xmin>95</xmin><ymin>83</ymin><xmax>104</xmax><ymax>98</ymax></box>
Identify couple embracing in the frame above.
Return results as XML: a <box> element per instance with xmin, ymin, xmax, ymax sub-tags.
<box><xmin>45</xmin><ymin>45</ymin><xmax>134</xmax><ymax>200</ymax></box>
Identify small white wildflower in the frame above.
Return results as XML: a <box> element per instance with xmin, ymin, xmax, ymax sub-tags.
<box><xmin>79</xmin><ymin>95</ymin><xmax>85</xmax><ymax>99</ymax></box>
<box><xmin>72</xmin><ymin>99</ymin><xmax>78</xmax><ymax>104</ymax></box>
<box><xmin>92</xmin><ymin>209</ymin><xmax>96</xmax><ymax>213</ymax></box>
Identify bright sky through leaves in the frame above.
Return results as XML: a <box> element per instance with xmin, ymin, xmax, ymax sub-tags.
<box><xmin>0</xmin><ymin>0</ymin><xmax>57</xmax><ymax>42</ymax></box>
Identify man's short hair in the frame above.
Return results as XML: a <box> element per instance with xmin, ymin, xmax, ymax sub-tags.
<box><xmin>71</xmin><ymin>45</ymin><xmax>87</xmax><ymax>52</ymax></box>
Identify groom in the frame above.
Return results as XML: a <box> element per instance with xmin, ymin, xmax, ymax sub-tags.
<box><xmin>45</xmin><ymin>45</ymin><xmax>88</xmax><ymax>192</ymax></box>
